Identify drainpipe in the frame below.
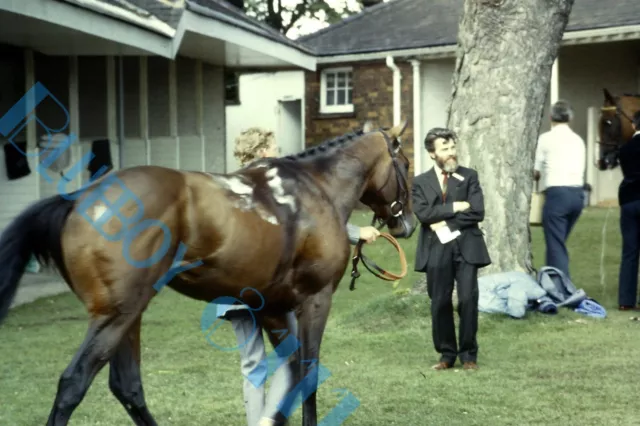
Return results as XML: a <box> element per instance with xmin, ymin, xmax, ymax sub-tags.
<box><xmin>410</xmin><ymin>59</ymin><xmax>421</xmax><ymax>175</ymax></box>
<box><xmin>385</xmin><ymin>56</ymin><xmax>401</xmax><ymax>126</ymax></box>
<box><xmin>118</xmin><ymin>55</ymin><xmax>125</xmax><ymax>169</ymax></box>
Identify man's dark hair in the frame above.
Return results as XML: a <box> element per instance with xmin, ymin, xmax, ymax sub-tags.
<box><xmin>550</xmin><ymin>100</ymin><xmax>573</xmax><ymax>123</ymax></box>
<box><xmin>423</xmin><ymin>127</ymin><xmax>457</xmax><ymax>153</ymax></box>
<box><xmin>633</xmin><ymin>110</ymin><xmax>640</xmax><ymax>130</ymax></box>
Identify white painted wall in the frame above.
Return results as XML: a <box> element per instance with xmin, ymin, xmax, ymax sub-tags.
<box><xmin>419</xmin><ymin>58</ymin><xmax>455</xmax><ymax>174</ymax></box>
<box><xmin>225</xmin><ymin>71</ymin><xmax>305</xmax><ymax>172</ymax></box>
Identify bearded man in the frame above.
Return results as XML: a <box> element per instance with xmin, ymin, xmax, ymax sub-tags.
<box><xmin>411</xmin><ymin>127</ymin><xmax>491</xmax><ymax>371</ymax></box>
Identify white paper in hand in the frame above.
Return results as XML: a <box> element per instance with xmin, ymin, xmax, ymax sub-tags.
<box><xmin>435</xmin><ymin>225</ymin><xmax>461</xmax><ymax>244</ymax></box>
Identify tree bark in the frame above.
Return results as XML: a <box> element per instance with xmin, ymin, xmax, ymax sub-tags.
<box><xmin>447</xmin><ymin>0</ymin><xmax>575</xmax><ymax>275</ymax></box>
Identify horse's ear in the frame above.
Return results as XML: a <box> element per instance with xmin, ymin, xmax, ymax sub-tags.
<box><xmin>363</xmin><ymin>120</ymin><xmax>374</xmax><ymax>133</ymax></box>
<box><xmin>603</xmin><ymin>88</ymin><xmax>616</xmax><ymax>105</ymax></box>
<box><xmin>388</xmin><ymin>118</ymin><xmax>408</xmax><ymax>139</ymax></box>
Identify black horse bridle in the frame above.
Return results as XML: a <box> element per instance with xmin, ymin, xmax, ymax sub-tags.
<box><xmin>597</xmin><ymin>103</ymin><xmax>634</xmax><ymax>168</ymax></box>
<box><xmin>598</xmin><ymin>104</ymin><xmax>634</xmax><ymax>147</ymax></box>
<box><xmin>349</xmin><ymin>129</ymin><xmax>410</xmax><ymax>291</ymax></box>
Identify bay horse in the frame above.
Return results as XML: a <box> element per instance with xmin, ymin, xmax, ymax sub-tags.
<box><xmin>597</xmin><ymin>88</ymin><xmax>640</xmax><ymax>170</ymax></box>
<box><xmin>0</xmin><ymin>119</ymin><xmax>416</xmax><ymax>426</ymax></box>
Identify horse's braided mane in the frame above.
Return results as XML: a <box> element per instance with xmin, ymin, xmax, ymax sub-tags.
<box><xmin>282</xmin><ymin>125</ymin><xmax>394</xmax><ymax>162</ymax></box>
<box><xmin>283</xmin><ymin>129</ymin><xmax>366</xmax><ymax>161</ymax></box>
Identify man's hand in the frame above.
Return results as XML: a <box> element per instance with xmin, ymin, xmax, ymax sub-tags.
<box><xmin>359</xmin><ymin>226</ymin><xmax>380</xmax><ymax>244</ymax></box>
<box><xmin>429</xmin><ymin>221</ymin><xmax>447</xmax><ymax>231</ymax></box>
<box><xmin>453</xmin><ymin>201</ymin><xmax>470</xmax><ymax>213</ymax></box>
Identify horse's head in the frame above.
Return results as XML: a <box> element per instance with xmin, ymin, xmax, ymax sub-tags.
<box><xmin>597</xmin><ymin>88</ymin><xmax>638</xmax><ymax>170</ymax></box>
<box><xmin>358</xmin><ymin>119</ymin><xmax>416</xmax><ymax>239</ymax></box>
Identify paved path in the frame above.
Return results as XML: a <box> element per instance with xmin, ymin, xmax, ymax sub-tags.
<box><xmin>10</xmin><ymin>272</ymin><xmax>70</xmax><ymax>309</ymax></box>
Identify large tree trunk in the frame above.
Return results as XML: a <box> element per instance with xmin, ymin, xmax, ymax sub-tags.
<box><xmin>447</xmin><ymin>0</ymin><xmax>575</xmax><ymax>275</ymax></box>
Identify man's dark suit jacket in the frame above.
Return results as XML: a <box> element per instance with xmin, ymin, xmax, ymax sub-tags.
<box><xmin>411</xmin><ymin>165</ymin><xmax>492</xmax><ymax>273</ymax></box>
<box><xmin>618</xmin><ymin>133</ymin><xmax>640</xmax><ymax>206</ymax></box>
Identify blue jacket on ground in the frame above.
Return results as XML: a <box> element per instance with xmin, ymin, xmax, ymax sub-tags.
<box><xmin>478</xmin><ymin>271</ymin><xmax>547</xmax><ymax>318</ymax></box>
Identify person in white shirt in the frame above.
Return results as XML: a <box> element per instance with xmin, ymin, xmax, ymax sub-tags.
<box><xmin>533</xmin><ymin>100</ymin><xmax>586</xmax><ymax>279</ymax></box>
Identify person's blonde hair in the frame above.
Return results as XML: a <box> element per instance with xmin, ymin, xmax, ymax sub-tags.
<box><xmin>233</xmin><ymin>127</ymin><xmax>276</xmax><ymax>166</ymax></box>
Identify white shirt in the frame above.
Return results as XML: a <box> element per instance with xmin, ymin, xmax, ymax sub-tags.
<box><xmin>534</xmin><ymin>124</ymin><xmax>586</xmax><ymax>191</ymax></box>
<box><xmin>433</xmin><ymin>163</ymin><xmax>449</xmax><ymax>191</ymax></box>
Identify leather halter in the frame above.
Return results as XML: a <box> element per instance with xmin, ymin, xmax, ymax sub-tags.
<box><xmin>599</xmin><ymin>104</ymin><xmax>633</xmax><ymax>147</ymax></box>
<box><xmin>349</xmin><ymin>129</ymin><xmax>409</xmax><ymax>291</ymax></box>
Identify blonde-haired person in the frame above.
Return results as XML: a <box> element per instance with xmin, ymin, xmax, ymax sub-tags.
<box><xmin>217</xmin><ymin>128</ymin><xmax>379</xmax><ymax>426</ymax></box>
<box><xmin>233</xmin><ymin>127</ymin><xmax>280</xmax><ymax>167</ymax></box>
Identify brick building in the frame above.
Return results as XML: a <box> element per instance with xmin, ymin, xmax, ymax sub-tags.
<box><xmin>303</xmin><ymin>59</ymin><xmax>415</xmax><ymax>171</ymax></box>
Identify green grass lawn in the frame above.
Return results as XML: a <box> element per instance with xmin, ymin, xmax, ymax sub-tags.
<box><xmin>1</xmin><ymin>207</ymin><xmax>639</xmax><ymax>426</ymax></box>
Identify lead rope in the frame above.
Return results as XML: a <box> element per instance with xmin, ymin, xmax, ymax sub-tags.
<box><xmin>349</xmin><ymin>215</ymin><xmax>383</xmax><ymax>291</ymax></box>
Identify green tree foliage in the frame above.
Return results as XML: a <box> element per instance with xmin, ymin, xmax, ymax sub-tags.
<box><xmin>242</xmin><ymin>0</ymin><xmax>366</xmax><ymax>37</ymax></box>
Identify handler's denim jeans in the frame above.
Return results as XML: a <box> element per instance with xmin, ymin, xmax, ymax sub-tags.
<box><xmin>542</xmin><ymin>186</ymin><xmax>584</xmax><ymax>279</ymax></box>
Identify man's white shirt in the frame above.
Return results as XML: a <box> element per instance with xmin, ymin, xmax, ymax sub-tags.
<box><xmin>433</xmin><ymin>162</ymin><xmax>447</xmax><ymax>191</ymax></box>
<box><xmin>534</xmin><ymin>123</ymin><xmax>586</xmax><ymax>191</ymax></box>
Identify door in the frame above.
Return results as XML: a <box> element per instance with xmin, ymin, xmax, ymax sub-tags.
<box><xmin>277</xmin><ymin>99</ymin><xmax>303</xmax><ymax>156</ymax></box>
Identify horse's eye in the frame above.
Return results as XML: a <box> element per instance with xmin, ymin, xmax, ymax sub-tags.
<box><xmin>605</xmin><ymin>120</ymin><xmax>612</xmax><ymax>126</ymax></box>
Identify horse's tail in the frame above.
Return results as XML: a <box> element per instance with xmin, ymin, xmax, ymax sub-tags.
<box><xmin>0</xmin><ymin>194</ymin><xmax>76</xmax><ymax>323</ymax></box>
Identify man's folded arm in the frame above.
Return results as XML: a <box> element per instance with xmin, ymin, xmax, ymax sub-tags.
<box><xmin>446</xmin><ymin>171</ymin><xmax>485</xmax><ymax>232</ymax></box>
<box><xmin>412</xmin><ymin>181</ymin><xmax>455</xmax><ymax>225</ymax></box>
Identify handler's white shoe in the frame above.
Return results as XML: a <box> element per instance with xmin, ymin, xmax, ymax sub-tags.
<box><xmin>258</xmin><ymin>418</ymin><xmax>276</xmax><ymax>426</ymax></box>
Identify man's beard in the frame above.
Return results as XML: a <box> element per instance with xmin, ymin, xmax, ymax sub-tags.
<box><xmin>437</xmin><ymin>155</ymin><xmax>458</xmax><ymax>173</ymax></box>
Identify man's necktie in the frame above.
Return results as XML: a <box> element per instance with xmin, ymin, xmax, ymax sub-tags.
<box><xmin>442</xmin><ymin>170</ymin><xmax>449</xmax><ymax>203</ymax></box>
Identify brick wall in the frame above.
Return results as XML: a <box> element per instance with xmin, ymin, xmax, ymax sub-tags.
<box><xmin>304</xmin><ymin>60</ymin><xmax>416</xmax><ymax>176</ymax></box>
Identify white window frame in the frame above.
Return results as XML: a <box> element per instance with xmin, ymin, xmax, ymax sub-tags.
<box><xmin>319</xmin><ymin>67</ymin><xmax>354</xmax><ymax>114</ymax></box>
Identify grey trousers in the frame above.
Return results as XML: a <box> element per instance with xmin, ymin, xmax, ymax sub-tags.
<box><xmin>228</xmin><ymin>310</ymin><xmax>298</xmax><ymax>426</ymax></box>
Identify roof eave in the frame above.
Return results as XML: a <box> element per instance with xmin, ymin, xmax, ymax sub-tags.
<box><xmin>315</xmin><ymin>44</ymin><xmax>457</xmax><ymax>64</ymax></box>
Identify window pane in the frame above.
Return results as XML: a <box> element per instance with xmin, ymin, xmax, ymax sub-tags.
<box><xmin>337</xmin><ymin>89</ymin><xmax>345</xmax><ymax>105</ymax></box>
<box><xmin>326</xmin><ymin>73</ymin><xmax>335</xmax><ymax>89</ymax></box>
<box><xmin>337</xmin><ymin>72</ymin><xmax>346</xmax><ymax>88</ymax></box>
<box><xmin>347</xmin><ymin>88</ymin><xmax>352</xmax><ymax>104</ymax></box>
<box><xmin>326</xmin><ymin>89</ymin><xmax>335</xmax><ymax>105</ymax></box>
<box><xmin>347</xmin><ymin>72</ymin><xmax>353</xmax><ymax>88</ymax></box>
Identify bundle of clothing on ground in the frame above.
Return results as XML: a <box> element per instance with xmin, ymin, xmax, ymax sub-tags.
<box><xmin>477</xmin><ymin>266</ymin><xmax>607</xmax><ymax>319</ymax></box>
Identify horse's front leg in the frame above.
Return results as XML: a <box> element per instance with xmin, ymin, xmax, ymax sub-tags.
<box><xmin>298</xmin><ymin>285</ymin><xmax>334</xmax><ymax>426</ymax></box>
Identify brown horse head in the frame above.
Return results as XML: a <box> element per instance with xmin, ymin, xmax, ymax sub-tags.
<box><xmin>358</xmin><ymin>119</ymin><xmax>415</xmax><ymax>238</ymax></box>
<box><xmin>597</xmin><ymin>88</ymin><xmax>640</xmax><ymax>170</ymax></box>
<box><xmin>280</xmin><ymin>118</ymin><xmax>416</xmax><ymax>240</ymax></box>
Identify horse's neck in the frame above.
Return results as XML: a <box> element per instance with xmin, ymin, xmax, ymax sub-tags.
<box><xmin>309</xmin><ymin>140</ymin><xmax>383</xmax><ymax>224</ymax></box>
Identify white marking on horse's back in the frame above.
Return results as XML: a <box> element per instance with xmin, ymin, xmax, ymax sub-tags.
<box><xmin>220</xmin><ymin>176</ymin><xmax>254</xmax><ymax>196</ymax></box>
<box><xmin>93</xmin><ymin>204</ymin><xmax>108</xmax><ymax>222</ymax></box>
<box><xmin>209</xmin><ymin>173</ymin><xmax>280</xmax><ymax>225</ymax></box>
<box><xmin>265</xmin><ymin>166</ymin><xmax>297</xmax><ymax>212</ymax></box>
<box><xmin>255</xmin><ymin>204</ymin><xmax>279</xmax><ymax>225</ymax></box>
<box><xmin>265</xmin><ymin>167</ymin><xmax>278</xmax><ymax>179</ymax></box>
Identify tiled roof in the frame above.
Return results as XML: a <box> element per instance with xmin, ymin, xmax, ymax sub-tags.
<box><xmin>298</xmin><ymin>0</ymin><xmax>640</xmax><ymax>56</ymax></box>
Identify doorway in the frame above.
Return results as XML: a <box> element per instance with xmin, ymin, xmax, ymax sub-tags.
<box><xmin>277</xmin><ymin>99</ymin><xmax>303</xmax><ymax>156</ymax></box>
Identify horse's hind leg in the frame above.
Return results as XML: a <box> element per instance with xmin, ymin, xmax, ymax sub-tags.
<box><xmin>299</xmin><ymin>285</ymin><xmax>333</xmax><ymax>426</ymax></box>
<box><xmin>109</xmin><ymin>316</ymin><xmax>157</xmax><ymax>426</ymax></box>
<box><xmin>46</xmin><ymin>311</ymin><xmax>144</xmax><ymax>426</ymax></box>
